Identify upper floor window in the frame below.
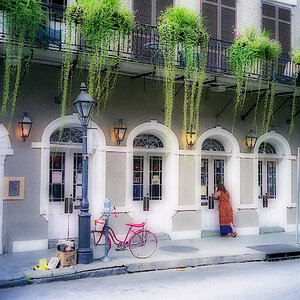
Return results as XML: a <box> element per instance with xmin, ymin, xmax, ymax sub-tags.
<box><xmin>133</xmin><ymin>0</ymin><xmax>173</xmax><ymax>25</ymax></box>
<box><xmin>262</xmin><ymin>2</ymin><xmax>291</xmax><ymax>52</ymax></box>
<box><xmin>201</xmin><ymin>0</ymin><xmax>236</xmax><ymax>42</ymax></box>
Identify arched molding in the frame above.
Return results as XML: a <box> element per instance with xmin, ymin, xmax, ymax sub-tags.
<box><xmin>125</xmin><ymin>120</ymin><xmax>179</xmax><ymax>235</ymax></box>
<box><xmin>195</xmin><ymin>126</ymin><xmax>240</xmax><ymax>154</ymax></box>
<box><xmin>33</xmin><ymin>114</ymin><xmax>106</xmax><ymax>224</ymax></box>
<box><xmin>254</xmin><ymin>131</ymin><xmax>291</xmax><ymax>157</ymax></box>
<box><xmin>0</xmin><ymin>124</ymin><xmax>13</xmax><ymax>254</ymax></box>
<box><xmin>126</xmin><ymin>120</ymin><xmax>179</xmax><ymax>152</ymax></box>
<box><xmin>40</xmin><ymin>113</ymin><xmax>106</xmax><ymax>152</ymax></box>
<box><xmin>195</xmin><ymin>126</ymin><xmax>240</xmax><ymax>230</ymax></box>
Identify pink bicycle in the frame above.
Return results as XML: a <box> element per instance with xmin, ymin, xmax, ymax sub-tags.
<box><xmin>91</xmin><ymin>210</ymin><xmax>157</xmax><ymax>259</ymax></box>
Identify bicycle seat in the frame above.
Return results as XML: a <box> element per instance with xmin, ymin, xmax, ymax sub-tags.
<box><xmin>125</xmin><ymin>222</ymin><xmax>146</xmax><ymax>228</ymax></box>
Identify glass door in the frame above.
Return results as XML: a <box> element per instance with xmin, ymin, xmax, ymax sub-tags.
<box><xmin>258</xmin><ymin>159</ymin><xmax>277</xmax><ymax>227</ymax></box>
<box><xmin>201</xmin><ymin>157</ymin><xmax>225</xmax><ymax>230</ymax></box>
<box><xmin>48</xmin><ymin>150</ymin><xmax>82</xmax><ymax>239</ymax></box>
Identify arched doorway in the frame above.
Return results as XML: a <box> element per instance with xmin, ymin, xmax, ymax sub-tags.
<box><xmin>126</xmin><ymin>120</ymin><xmax>179</xmax><ymax>235</ymax></box>
<box><xmin>254</xmin><ymin>131</ymin><xmax>291</xmax><ymax>232</ymax></box>
<box><xmin>196</xmin><ymin>126</ymin><xmax>240</xmax><ymax>234</ymax></box>
<box><xmin>33</xmin><ymin>114</ymin><xmax>106</xmax><ymax>240</ymax></box>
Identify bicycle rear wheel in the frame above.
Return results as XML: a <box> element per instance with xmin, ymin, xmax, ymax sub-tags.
<box><xmin>129</xmin><ymin>230</ymin><xmax>157</xmax><ymax>259</ymax></box>
<box><xmin>91</xmin><ymin>230</ymin><xmax>111</xmax><ymax>259</ymax></box>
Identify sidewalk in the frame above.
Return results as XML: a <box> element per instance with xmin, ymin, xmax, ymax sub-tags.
<box><xmin>0</xmin><ymin>232</ymin><xmax>299</xmax><ymax>289</ymax></box>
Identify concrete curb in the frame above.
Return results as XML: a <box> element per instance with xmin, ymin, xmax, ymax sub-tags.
<box><xmin>0</xmin><ymin>253</ymin><xmax>266</xmax><ymax>289</ymax></box>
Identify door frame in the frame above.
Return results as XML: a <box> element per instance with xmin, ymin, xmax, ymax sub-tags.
<box><xmin>32</xmin><ymin>114</ymin><xmax>106</xmax><ymax>228</ymax></box>
<box><xmin>126</xmin><ymin>120</ymin><xmax>179</xmax><ymax>236</ymax></box>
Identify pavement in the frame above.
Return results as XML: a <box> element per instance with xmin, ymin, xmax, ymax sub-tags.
<box><xmin>0</xmin><ymin>232</ymin><xmax>299</xmax><ymax>289</ymax></box>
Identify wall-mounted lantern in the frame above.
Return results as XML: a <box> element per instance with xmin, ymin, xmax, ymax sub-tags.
<box><xmin>186</xmin><ymin>125</ymin><xmax>196</xmax><ymax>149</ymax></box>
<box><xmin>19</xmin><ymin>112</ymin><xmax>32</xmax><ymax>142</ymax></box>
<box><xmin>114</xmin><ymin>119</ymin><xmax>127</xmax><ymax>145</ymax></box>
<box><xmin>244</xmin><ymin>129</ymin><xmax>257</xmax><ymax>151</ymax></box>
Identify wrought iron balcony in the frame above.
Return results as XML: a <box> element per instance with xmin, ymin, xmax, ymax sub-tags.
<box><xmin>0</xmin><ymin>4</ymin><xmax>296</xmax><ymax>85</ymax></box>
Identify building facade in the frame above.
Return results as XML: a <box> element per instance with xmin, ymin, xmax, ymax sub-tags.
<box><xmin>0</xmin><ymin>0</ymin><xmax>299</xmax><ymax>253</ymax></box>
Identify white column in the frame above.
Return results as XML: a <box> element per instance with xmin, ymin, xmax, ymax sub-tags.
<box><xmin>0</xmin><ymin>156</ymin><xmax>6</xmax><ymax>254</ymax></box>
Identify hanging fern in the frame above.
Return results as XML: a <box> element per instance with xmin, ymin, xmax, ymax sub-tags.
<box><xmin>229</xmin><ymin>28</ymin><xmax>281</xmax><ymax>131</ymax></box>
<box><xmin>158</xmin><ymin>6</ymin><xmax>209</xmax><ymax>144</ymax></box>
<box><xmin>60</xmin><ymin>0</ymin><xmax>134</xmax><ymax>119</ymax></box>
<box><xmin>0</xmin><ymin>0</ymin><xmax>45</xmax><ymax>119</ymax></box>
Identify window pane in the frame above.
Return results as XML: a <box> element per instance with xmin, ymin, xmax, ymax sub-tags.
<box><xmin>201</xmin><ymin>159</ymin><xmax>209</xmax><ymax>200</ymax></box>
<box><xmin>221</xmin><ymin>0</ymin><xmax>235</xmax><ymax>8</ymax></box>
<box><xmin>279</xmin><ymin>7</ymin><xmax>291</xmax><ymax>22</ymax></box>
<box><xmin>156</xmin><ymin>0</ymin><xmax>173</xmax><ymax>24</ymax></box>
<box><xmin>279</xmin><ymin>21</ymin><xmax>291</xmax><ymax>52</ymax></box>
<box><xmin>133</xmin><ymin>156</ymin><xmax>144</xmax><ymax>201</ymax></box>
<box><xmin>262</xmin><ymin>3</ymin><xmax>276</xmax><ymax>18</ymax></box>
<box><xmin>202</xmin><ymin>2</ymin><xmax>218</xmax><ymax>39</ymax></box>
<box><xmin>221</xmin><ymin>7</ymin><xmax>235</xmax><ymax>42</ymax></box>
<box><xmin>262</xmin><ymin>18</ymin><xmax>276</xmax><ymax>39</ymax></box>
<box><xmin>149</xmin><ymin>156</ymin><xmax>162</xmax><ymax>200</ymax></box>
<box><xmin>134</xmin><ymin>0</ymin><xmax>152</xmax><ymax>24</ymax></box>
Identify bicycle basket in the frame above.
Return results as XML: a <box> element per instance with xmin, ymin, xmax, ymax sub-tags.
<box><xmin>94</xmin><ymin>217</ymin><xmax>106</xmax><ymax>231</ymax></box>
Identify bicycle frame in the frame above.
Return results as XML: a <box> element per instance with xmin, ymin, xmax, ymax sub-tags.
<box><xmin>93</xmin><ymin>223</ymin><xmax>145</xmax><ymax>249</ymax></box>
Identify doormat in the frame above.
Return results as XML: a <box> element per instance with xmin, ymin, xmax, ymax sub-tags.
<box><xmin>159</xmin><ymin>246</ymin><xmax>199</xmax><ymax>253</ymax></box>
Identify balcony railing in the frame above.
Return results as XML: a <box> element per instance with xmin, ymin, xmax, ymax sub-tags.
<box><xmin>0</xmin><ymin>4</ymin><xmax>296</xmax><ymax>85</ymax></box>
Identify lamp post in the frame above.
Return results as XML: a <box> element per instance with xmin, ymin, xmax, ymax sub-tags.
<box><xmin>73</xmin><ymin>82</ymin><xmax>95</xmax><ymax>264</ymax></box>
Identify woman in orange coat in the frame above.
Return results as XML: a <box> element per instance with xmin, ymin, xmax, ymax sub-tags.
<box><xmin>214</xmin><ymin>184</ymin><xmax>237</xmax><ymax>237</ymax></box>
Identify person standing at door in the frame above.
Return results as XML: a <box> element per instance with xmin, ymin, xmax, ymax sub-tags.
<box><xmin>213</xmin><ymin>184</ymin><xmax>237</xmax><ymax>237</ymax></box>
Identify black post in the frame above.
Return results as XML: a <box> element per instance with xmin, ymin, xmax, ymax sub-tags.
<box><xmin>77</xmin><ymin>120</ymin><xmax>93</xmax><ymax>264</ymax></box>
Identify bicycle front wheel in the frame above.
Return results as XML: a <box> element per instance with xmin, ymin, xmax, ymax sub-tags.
<box><xmin>129</xmin><ymin>230</ymin><xmax>157</xmax><ymax>259</ymax></box>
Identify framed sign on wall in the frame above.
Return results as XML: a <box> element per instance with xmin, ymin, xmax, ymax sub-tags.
<box><xmin>4</xmin><ymin>177</ymin><xmax>25</xmax><ymax>200</ymax></box>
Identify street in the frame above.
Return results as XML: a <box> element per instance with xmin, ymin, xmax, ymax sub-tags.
<box><xmin>1</xmin><ymin>259</ymin><xmax>300</xmax><ymax>300</ymax></box>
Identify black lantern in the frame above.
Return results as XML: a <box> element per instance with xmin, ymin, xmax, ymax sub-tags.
<box><xmin>186</xmin><ymin>125</ymin><xmax>196</xmax><ymax>149</ymax></box>
<box><xmin>114</xmin><ymin>119</ymin><xmax>127</xmax><ymax>145</ymax></box>
<box><xmin>19</xmin><ymin>112</ymin><xmax>32</xmax><ymax>142</ymax></box>
<box><xmin>73</xmin><ymin>82</ymin><xmax>95</xmax><ymax>122</ymax></box>
<box><xmin>245</xmin><ymin>129</ymin><xmax>257</xmax><ymax>151</ymax></box>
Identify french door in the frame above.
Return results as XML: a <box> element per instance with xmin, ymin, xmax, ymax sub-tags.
<box><xmin>258</xmin><ymin>159</ymin><xmax>278</xmax><ymax>227</ymax></box>
<box><xmin>133</xmin><ymin>154</ymin><xmax>164</xmax><ymax>233</ymax></box>
<box><xmin>48</xmin><ymin>149</ymin><xmax>82</xmax><ymax>239</ymax></box>
<box><xmin>201</xmin><ymin>157</ymin><xmax>225</xmax><ymax>230</ymax></box>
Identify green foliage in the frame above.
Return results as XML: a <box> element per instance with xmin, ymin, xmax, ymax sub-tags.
<box><xmin>292</xmin><ymin>49</ymin><xmax>300</xmax><ymax>65</ymax></box>
<box><xmin>229</xmin><ymin>28</ymin><xmax>281</xmax><ymax>132</ymax></box>
<box><xmin>0</xmin><ymin>0</ymin><xmax>44</xmax><ymax>118</ymax></box>
<box><xmin>61</xmin><ymin>0</ymin><xmax>134</xmax><ymax>118</ymax></box>
<box><xmin>158</xmin><ymin>6</ymin><xmax>209</xmax><ymax>142</ymax></box>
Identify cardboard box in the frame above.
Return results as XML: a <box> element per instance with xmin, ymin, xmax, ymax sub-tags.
<box><xmin>56</xmin><ymin>250</ymin><xmax>77</xmax><ymax>267</ymax></box>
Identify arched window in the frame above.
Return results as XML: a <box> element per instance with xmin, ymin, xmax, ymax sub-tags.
<box><xmin>133</xmin><ymin>134</ymin><xmax>164</xmax><ymax>149</ymax></box>
<box><xmin>50</xmin><ymin>128</ymin><xmax>83</xmax><ymax>145</ymax></box>
<box><xmin>258</xmin><ymin>143</ymin><xmax>276</xmax><ymax>154</ymax></box>
<box><xmin>201</xmin><ymin>139</ymin><xmax>225</xmax><ymax>152</ymax></box>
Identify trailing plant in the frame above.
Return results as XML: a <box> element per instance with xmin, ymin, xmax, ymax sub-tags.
<box><xmin>61</xmin><ymin>0</ymin><xmax>134</xmax><ymax>119</ymax></box>
<box><xmin>0</xmin><ymin>0</ymin><xmax>45</xmax><ymax>118</ymax></box>
<box><xmin>158</xmin><ymin>6</ymin><xmax>209</xmax><ymax>140</ymax></box>
<box><xmin>229</xmin><ymin>28</ymin><xmax>281</xmax><ymax>132</ymax></box>
<box><xmin>289</xmin><ymin>49</ymin><xmax>300</xmax><ymax>135</ymax></box>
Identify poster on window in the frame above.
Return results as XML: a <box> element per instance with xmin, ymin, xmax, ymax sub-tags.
<box><xmin>76</xmin><ymin>185</ymin><xmax>82</xmax><ymax>199</ymax></box>
<box><xmin>52</xmin><ymin>171</ymin><xmax>62</xmax><ymax>184</ymax></box>
<box><xmin>152</xmin><ymin>175</ymin><xmax>160</xmax><ymax>185</ymax></box>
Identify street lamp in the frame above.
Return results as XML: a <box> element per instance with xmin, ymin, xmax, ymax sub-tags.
<box><xmin>19</xmin><ymin>112</ymin><xmax>32</xmax><ymax>142</ymax></box>
<box><xmin>244</xmin><ymin>129</ymin><xmax>257</xmax><ymax>152</ymax></box>
<box><xmin>114</xmin><ymin>119</ymin><xmax>127</xmax><ymax>145</ymax></box>
<box><xmin>186</xmin><ymin>125</ymin><xmax>196</xmax><ymax>149</ymax></box>
<box><xmin>73</xmin><ymin>82</ymin><xmax>95</xmax><ymax>264</ymax></box>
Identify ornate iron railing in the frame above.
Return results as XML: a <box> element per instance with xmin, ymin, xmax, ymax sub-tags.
<box><xmin>0</xmin><ymin>4</ymin><xmax>296</xmax><ymax>84</ymax></box>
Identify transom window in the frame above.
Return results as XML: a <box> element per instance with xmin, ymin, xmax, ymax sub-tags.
<box><xmin>202</xmin><ymin>139</ymin><xmax>225</xmax><ymax>152</ymax></box>
<box><xmin>50</xmin><ymin>128</ymin><xmax>83</xmax><ymax>145</ymax></box>
<box><xmin>258</xmin><ymin>143</ymin><xmax>276</xmax><ymax>154</ymax></box>
<box><xmin>133</xmin><ymin>134</ymin><xmax>164</xmax><ymax>149</ymax></box>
